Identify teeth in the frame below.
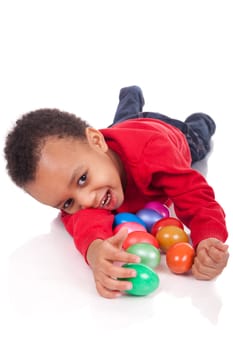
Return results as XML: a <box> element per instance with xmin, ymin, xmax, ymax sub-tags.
<box><xmin>101</xmin><ymin>192</ymin><xmax>111</xmax><ymax>207</ymax></box>
<box><xmin>105</xmin><ymin>192</ymin><xmax>111</xmax><ymax>205</ymax></box>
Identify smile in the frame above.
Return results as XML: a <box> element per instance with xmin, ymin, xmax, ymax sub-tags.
<box><xmin>100</xmin><ymin>190</ymin><xmax>111</xmax><ymax>208</ymax></box>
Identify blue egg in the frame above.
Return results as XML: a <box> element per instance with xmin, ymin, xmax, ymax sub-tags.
<box><xmin>113</xmin><ymin>212</ymin><xmax>147</xmax><ymax>228</ymax></box>
<box><xmin>136</xmin><ymin>208</ymin><xmax>163</xmax><ymax>232</ymax></box>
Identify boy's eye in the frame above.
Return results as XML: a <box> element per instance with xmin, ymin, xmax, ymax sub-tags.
<box><xmin>78</xmin><ymin>174</ymin><xmax>87</xmax><ymax>186</ymax></box>
<box><xmin>63</xmin><ymin>198</ymin><xmax>73</xmax><ymax>210</ymax></box>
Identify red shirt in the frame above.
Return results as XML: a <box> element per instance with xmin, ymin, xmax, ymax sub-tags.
<box><xmin>61</xmin><ymin>118</ymin><xmax>228</xmax><ymax>260</ymax></box>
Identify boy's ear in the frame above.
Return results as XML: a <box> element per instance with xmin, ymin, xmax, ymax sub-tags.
<box><xmin>85</xmin><ymin>127</ymin><xmax>108</xmax><ymax>152</ymax></box>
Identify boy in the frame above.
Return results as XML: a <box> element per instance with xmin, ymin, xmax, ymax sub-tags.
<box><xmin>4</xmin><ymin>86</ymin><xmax>229</xmax><ymax>298</ymax></box>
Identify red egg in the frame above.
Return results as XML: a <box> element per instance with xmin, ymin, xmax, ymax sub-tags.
<box><xmin>166</xmin><ymin>242</ymin><xmax>195</xmax><ymax>274</ymax></box>
<box><xmin>123</xmin><ymin>231</ymin><xmax>159</xmax><ymax>250</ymax></box>
<box><xmin>151</xmin><ymin>217</ymin><xmax>184</xmax><ymax>236</ymax></box>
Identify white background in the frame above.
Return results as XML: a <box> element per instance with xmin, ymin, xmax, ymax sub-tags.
<box><xmin>1</xmin><ymin>1</ymin><xmax>232</xmax><ymax>349</ymax></box>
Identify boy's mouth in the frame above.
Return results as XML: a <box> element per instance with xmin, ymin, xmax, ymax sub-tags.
<box><xmin>100</xmin><ymin>190</ymin><xmax>111</xmax><ymax>208</ymax></box>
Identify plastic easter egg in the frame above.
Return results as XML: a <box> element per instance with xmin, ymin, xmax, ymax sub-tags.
<box><xmin>123</xmin><ymin>231</ymin><xmax>159</xmax><ymax>250</ymax></box>
<box><xmin>144</xmin><ymin>201</ymin><xmax>170</xmax><ymax>218</ymax></box>
<box><xmin>126</xmin><ymin>243</ymin><xmax>161</xmax><ymax>269</ymax></box>
<box><xmin>113</xmin><ymin>212</ymin><xmax>146</xmax><ymax>228</ymax></box>
<box><xmin>120</xmin><ymin>263</ymin><xmax>160</xmax><ymax>296</ymax></box>
<box><xmin>151</xmin><ymin>217</ymin><xmax>184</xmax><ymax>236</ymax></box>
<box><xmin>113</xmin><ymin>222</ymin><xmax>147</xmax><ymax>234</ymax></box>
<box><xmin>166</xmin><ymin>242</ymin><xmax>195</xmax><ymax>274</ymax></box>
<box><xmin>136</xmin><ymin>208</ymin><xmax>163</xmax><ymax>232</ymax></box>
<box><xmin>156</xmin><ymin>225</ymin><xmax>189</xmax><ymax>252</ymax></box>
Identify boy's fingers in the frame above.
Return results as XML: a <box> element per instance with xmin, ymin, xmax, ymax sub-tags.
<box><xmin>95</xmin><ymin>270</ymin><xmax>134</xmax><ymax>298</ymax></box>
<box><xmin>95</xmin><ymin>280</ymin><xmax>123</xmax><ymax>299</ymax></box>
<box><xmin>196</xmin><ymin>246</ymin><xmax>228</xmax><ymax>267</ymax></box>
<box><xmin>208</xmin><ymin>246</ymin><xmax>229</xmax><ymax>265</ymax></box>
<box><xmin>105</xmin><ymin>246</ymin><xmax>140</xmax><ymax>263</ymax></box>
<box><xmin>210</xmin><ymin>239</ymin><xmax>229</xmax><ymax>251</ymax></box>
<box><xmin>192</xmin><ymin>264</ymin><xmax>212</xmax><ymax>280</ymax></box>
<box><xmin>108</xmin><ymin>228</ymin><xmax>129</xmax><ymax>249</ymax></box>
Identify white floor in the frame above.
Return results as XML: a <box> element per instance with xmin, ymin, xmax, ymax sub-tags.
<box><xmin>1</xmin><ymin>1</ymin><xmax>233</xmax><ymax>349</ymax></box>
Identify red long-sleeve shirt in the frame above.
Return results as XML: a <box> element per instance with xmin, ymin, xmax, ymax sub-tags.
<box><xmin>61</xmin><ymin>118</ymin><xmax>228</xmax><ymax>260</ymax></box>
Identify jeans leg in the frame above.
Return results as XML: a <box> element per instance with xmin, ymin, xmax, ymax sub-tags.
<box><xmin>185</xmin><ymin>127</ymin><xmax>210</xmax><ymax>163</ymax></box>
<box><xmin>142</xmin><ymin>112</ymin><xmax>187</xmax><ymax>132</ymax></box>
<box><xmin>111</xmin><ymin>87</ymin><xmax>215</xmax><ymax>164</ymax></box>
<box><xmin>113</xmin><ymin>86</ymin><xmax>145</xmax><ymax>124</ymax></box>
<box><xmin>138</xmin><ymin>112</ymin><xmax>215</xmax><ymax>163</ymax></box>
<box><xmin>184</xmin><ymin>113</ymin><xmax>216</xmax><ymax>163</ymax></box>
<box><xmin>143</xmin><ymin>112</ymin><xmax>214</xmax><ymax>163</ymax></box>
<box><xmin>185</xmin><ymin>113</ymin><xmax>216</xmax><ymax>139</ymax></box>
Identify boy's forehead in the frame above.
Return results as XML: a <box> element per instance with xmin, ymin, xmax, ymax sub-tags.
<box><xmin>41</xmin><ymin>136</ymin><xmax>87</xmax><ymax>154</ymax></box>
<box><xmin>34</xmin><ymin>138</ymin><xmax>87</xmax><ymax>184</ymax></box>
<box><xmin>38</xmin><ymin>137</ymin><xmax>88</xmax><ymax>170</ymax></box>
<box><xmin>42</xmin><ymin>135</ymin><xmax>86</xmax><ymax>146</ymax></box>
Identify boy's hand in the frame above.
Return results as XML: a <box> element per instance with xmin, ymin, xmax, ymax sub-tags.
<box><xmin>192</xmin><ymin>238</ymin><xmax>229</xmax><ymax>280</ymax></box>
<box><xmin>86</xmin><ymin>228</ymin><xmax>141</xmax><ymax>298</ymax></box>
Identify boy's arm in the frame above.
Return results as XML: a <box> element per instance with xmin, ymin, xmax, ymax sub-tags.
<box><xmin>142</xmin><ymin>136</ymin><xmax>229</xmax><ymax>279</ymax></box>
<box><xmin>86</xmin><ymin>229</ymin><xmax>140</xmax><ymax>298</ymax></box>
<box><xmin>61</xmin><ymin>209</ymin><xmax>140</xmax><ymax>298</ymax></box>
<box><xmin>192</xmin><ymin>238</ymin><xmax>229</xmax><ymax>279</ymax></box>
<box><xmin>61</xmin><ymin>208</ymin><xmax>115</xmax><ymax>261</ymax></box>
<box><xmin>153</xmin><ymin>168</ymin><xmax>228</xmax><ymax>248</ymax></box>
<box><xmin>142</xmin><ymin>137</ymin><xmax>228</xmax><ymax>248</ymax></box>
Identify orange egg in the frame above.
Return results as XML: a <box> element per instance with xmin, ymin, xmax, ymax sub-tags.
<box><xmin>156</xmin><ymin>225</ymin><xmax>189</xmax><ymax>252</ymax></box>
<box><xmin>166</xmin><ymin>242</ymin><xmax>195</xmax><ymax>274</ymax></box>
<box><xmin>151</xmin><ymin>217</ymin><xmax>184</xmax><ymax>236</ymax></box>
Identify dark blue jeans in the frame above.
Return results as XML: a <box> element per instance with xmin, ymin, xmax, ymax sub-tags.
<box><xmin>110</xmin><ymin>86</ymin><xmax>215</xmax><ymax>163</ymax></box>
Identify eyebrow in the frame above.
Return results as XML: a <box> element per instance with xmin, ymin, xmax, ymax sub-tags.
<box><xmin>53</xmin><ymin>165</ymin><xmax>84</xmax><ymax>209</ymax></box>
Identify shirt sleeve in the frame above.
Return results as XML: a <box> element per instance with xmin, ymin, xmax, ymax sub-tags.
<box><xmin>141</xmin><ymin>135</ymin><xmax>228</xmax><ymax>248</ymax></box>
<box><xmin>61</xmin><ymin>208</ymin><xmax>115</xmax><ymax>261</ymax></box>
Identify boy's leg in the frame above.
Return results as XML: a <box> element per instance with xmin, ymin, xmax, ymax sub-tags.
<box><xmin>185</xmin><ymin>113</ymin><xmax>216</xmax><ymax>139</ymax></box>
<box><xmin>184</xmin><ymin>113</ymin><xmax>216</xmax><ymax>163</ymax></box>
<box><xmin>142</xmin><ymin>111</ymin><xmax>186</xmax><ymax>131</ymax></box>
<box><xmin>113</xmin><ymin>86</ymin><xmax>145</xmax><ymax>124</ymax></box>
<box><xmin>112</xmin><ymin>86</ymin><xmax>215</xmax><ymax>163</ymax></box>
<box><xmin>112</xmin><ymin>86</ymin><xmax>172</xmax><ymax>126</ymax></box>
<box><xmin>144</xmin><ymin>111</ymin><xmax>216</xmax><ymax>163</ymax></box>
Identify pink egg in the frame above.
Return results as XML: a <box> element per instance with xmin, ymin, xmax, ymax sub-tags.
<box><xmin>113</xmin><ymin>222</ymin><xmax>147</xmax><ymax>234</ymax></box>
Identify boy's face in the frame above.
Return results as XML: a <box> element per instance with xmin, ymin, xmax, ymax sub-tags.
<box><xmin>25</xmin><ymin>128</ymin><xmax>125</xmax><ymax>214</ymax></box>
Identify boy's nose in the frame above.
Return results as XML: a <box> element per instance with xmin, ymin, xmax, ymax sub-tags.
<box><xmin>75</xmin><ymin>190</ymin><xmax>97</xmax><ymax>210</ymax></box>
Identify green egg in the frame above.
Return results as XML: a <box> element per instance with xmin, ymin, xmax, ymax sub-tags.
<box><xmin>126</xmin><ymin>243</ymin><xmax>161</xmax><ymax>269</ymax></box>
<box><xmin>120</xmin><ymin>263</ymin><xmax>160</xmax><ymax>296</ymax></box>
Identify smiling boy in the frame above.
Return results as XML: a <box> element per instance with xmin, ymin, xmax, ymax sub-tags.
<box><xmin>4</xmin><ymin>86</ymin><xmax>229</xmax><ymax>298</ymax></box>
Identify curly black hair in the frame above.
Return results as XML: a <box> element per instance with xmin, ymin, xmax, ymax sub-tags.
<box><xmin>4</xmin><ymin>108</ymin><xmax>90</xmax><ymax>187</ymax></box>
